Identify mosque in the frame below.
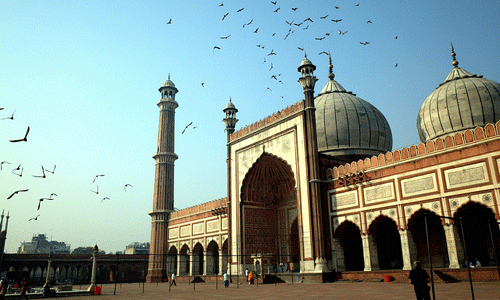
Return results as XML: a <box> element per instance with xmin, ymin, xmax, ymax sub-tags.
<box><xmin>146</xmin><ymin>46</ymin><xmax>500</xmax><ymax>282</ymax></box>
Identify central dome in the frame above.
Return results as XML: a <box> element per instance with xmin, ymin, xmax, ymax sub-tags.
<box><xmin>315</xmin><ymin>69</ymin><xmax>393</xmax><ymax>159</ymax></box>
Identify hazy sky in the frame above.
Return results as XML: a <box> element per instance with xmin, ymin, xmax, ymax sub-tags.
<box><xmin>1</xmin><ymin>0</ymin><xmax>499</xmax><ymax>254</ymax></box>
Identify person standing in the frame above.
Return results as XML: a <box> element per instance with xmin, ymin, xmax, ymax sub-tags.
<box><xmin>245</xmin><ymin>268</ymin><xmax>249</xmax><ymax>284</ymax></box>
<box><xmin>409</xmin><ymin>261</ymin><xmax>430</xmax><ymax>300</ymax></box>
<box><xmin>223</xmin><ymin>272</ymin><xmax>229</xmax><ymax>288</ymax></box>
<box><xmin>170</xmin><ymin>273</ymin><xmax>176</xmax><ymax>287</ymax></box>
<box><xmin>18</xmin><ymin>277</ymin><xmax>29</xmax><ymax>300</ymax></box>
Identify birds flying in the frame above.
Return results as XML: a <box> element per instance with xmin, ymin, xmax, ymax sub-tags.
<box><xmin>213</xmin><ymin>46</ymin><xmax>221</xmax><ymax>51</ymax></box>
<box><xmin>182</xmin><ymin>122</ymin><xmax>193</xmax><ymax>134</ymax></box>
<box><xmin>101</xmin><ymin>197</ymin><xmax>110</xmax><ymax>203</ymax></box>
<box><xmin>124</xmin><ymin>184</ymin><xmax>133</xmax><ymax>191</ymax></box>
<box><xmin>32</xmin><ymin>165</ymin><xmax>46</xmax><ymax>178</ymax></box>
<box><xmin>1</xmin><ymin>110</ymin><xmax>15</xmax><ymax>120</ymax></box>
<box><xmin>93</xmin><ymin>174</ymin><xmax>105</xmax><ymax>183</ymax></box>
<box><xmin>0</xmin><ymin>161</ymin><xmax>11</xmax><ymax>171</ymax></box>
<box><xmin>45</xmin><ymin>165</ymin><xmax>56</xmax><ymax>174</ymax></box>
<box><xmin>7</xmin><ymin>189</ymin><xmax>28</xmax><ymax>200</ymax></box>
<box><xmin>90</xmin><ymin>185</ymin><xmax>99</xmax><ymax>194</ymax></box>
<box><xmin>166</xmin><ymin>19</ymin><xmax>172</xmax><ymax>24</ymax></box>
<box><xmin>29</xmin><ymin>215</ymin><xmax>40</xmax><ymax>221</ymax></box>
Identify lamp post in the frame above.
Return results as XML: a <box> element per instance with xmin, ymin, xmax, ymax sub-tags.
<box><xmin>43</xmin><ymin>254</ymin><xmax>52</xmax><ymax>288</ymax></box>
<box><xmin>87</xmin><ymin>245</ymin><xmax>98</xmax><ymax>292</ymax></box>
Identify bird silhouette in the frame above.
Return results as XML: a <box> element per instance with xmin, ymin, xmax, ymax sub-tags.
<box><xmin>274</xmin><ymin>7</ymin><xmax>280</xmax><ymax>12</ymax></box>
<box><xmin>93</xmin><ymin>174</ymin><xmax>105</xmax><ymax>183</ymax></box>
<box><xmin>367</xmin><ymin>20</ymin><xmax>372</xmax><ymax>24</ymax></box>
<box><xmin>38</xmin><ymin>197</ymin><xmax>54</xmax><ymax>210</ymax></box>
<box><xmin>293</xmin><ymin>22</ymin><xmax>303</xmax><ymax>26</ymax></box>
<box><xmin>269</xmin><ymin>63</ymin><xmax>273</xmax><ymax>71</ymax></box>
<box><xmin>315</xmin><ymin>37</ymin><xmax>326</xmax><ymax>41</ymax></box>
<box><xmin>265</xmin><ymin>87</ymin><xmax>272</xmax><ymax>92</ymax></box>
<box><xmin>298</xmin><ymin>47</ymin><xmax>304</xmax><ymax>51</ymax></box>
<box><xmin>11</xmin><ymin>165</ymin><xmax>23</xmax><ymax>177</ymax></box>
<box><xmin>237</xmin><ymin>7</ymin><xmax>244</xmax><ymax>12</ymax></box>
<box><xmin>7</xmin><ymin>189</ymin><xmax>28</xmax><ymax>200</ymax></box>
<box><xmin>335</xmin><ymin>6</ymin><xmax>339</xmax><ymax>9</ymax></box>
<box><xmin>9</xmin><ymin>126</ymin><xmax>30</xmax><ymax>143</ymax></box>
<box><xmin>331</xmin><ymin>19</ymin><xmax>342</xmax><ymax>23</ymax></box>
<box><xmin>271</xmin><ymin>75</ymin><xmax>277</xmax><ymax>80</ymax></box>
<box><xmin>220</xmin><ymin>35</ymin><xmax>230</xmax><ymax>39</ymax></box>
<box><xmin>219</xmin><ymin>2</ymin><xmax>223</xmax><ymax>6</ymax></box>
<box><xmin>29</xmin><ymin>215</ymin><xmax>40</xmax><ymax>221</ymax></box>
<box><xmin>320</xmin><ymin>15</ymin><xmax>328</xmax><ymax>19</ymax></box>
<box><xmin>395</xmin><ymin>36</ymin><xmax>398</xmax><ymax>39</ymax></box>
<box><xmin>338</xmin><ymin>30</ymin><xmax>348</xmax><ymax>35</ymax></box>
<box><xmin>201</xmin><ymin>83</ymin><xmax>204</xmax><ymax>87</ymax></box>
<box><xmin>303</xmin><ymin>25</ymin><xmax>309</xmax><ymax>30</ymax></box>
<box><xmin>285</xmin><ymin>20</ymin><xmax>292</xmax><ymax>25</ymax></box>
<box><xmin>319</xmin><ymin>51</ymin><xmax>329</xmax><ymax>56</ymax></box>
<box><xmin>271</xmin><ymin>1</ymin><xmax>276</xmax><ymax>4</ymax></box>
<box><xmin>182</xmin><ymin>122</ymin><xmax>193</xmax><ymax>134</ymax></box>
<box><xmin>304</xmin><ymin>18</ymin><xmax>313</xmax><ymax>22</ymax></box>
<box><xmin>213</xmin><ymin>46</ymin><xmax>221</xmax><ymax>52</ymax></box>
<box><xmin>254</xmin><ymin>28</ymin><xmax>259</xmax><ymax>33</ymax></box>
<box><xmin>272</xmin><ymin>33</ymin><xmax>276</xmax><ymax>36</ymax></box>
<box><xmin>355</xmin><ymin>2</ymin><xmax>360</xmax><ymax>6</ymax></box>
<box><xmin>222</xmin><ymin>13</ymin><xmax>229</xmax><ymax>20</ymax></box>
<box><xmin>90</xmin><ymin>185</ymin><xmax>99</xmax><ymax>194</ymax></box>
<box><xmin>359</xmin><ymin>42</ymin><xmax>370</xmax><ymax>45</ymax></box>
<box><xmin>395</xmin><ymin>63</ymin><xmax>398</xmax><ymax>67</ymax></box>
<box><xmin>45</xmin><ymin>165</ymin><xmax>56</xmax><ymax>174</ymax></box>
<box><xmin>1</xmin><ymin>110</ymin><xmax>15</xmax><ymax>120</ymax></box>
<box><xmin>124</xmin><ymin>184</ymin><xmax>133</xmax><ymax>192</ymax></box>
<box><xmin>291</xmin><ymin>7</ymin><xmax>298</xmax><ymax>11</ymax></box>
<box><xmin>284</xmin><ymin>32</ymin><xmax>290</xmax><ymax>40</ymax></box>
<box><xmin>267</xmin><ymin>49</ymin><xmax>276</xmax><ymax>56</ymax></box>
<box><xmin>0</xmin><ymin>161</ymin><xmax>11</xmax><ymax>171</ymax></box>
<box><xmin>32</xmin><ymin>165</ymin><xmax>46</xmax><ymax>178</ymax></box>
<box><xmin>166</xmin><ymin>19</ymin><xmax>172</xmax><ymax>24</ymax></box>
<box><xmin>49</xmin><ymin>193</ymin><xmax>58</xmax><ymax>199</ymax></box>
<box><xmin>101</xmin><ymin>197</ymin><xmax>110</xmax><ymax>203</ymax></box>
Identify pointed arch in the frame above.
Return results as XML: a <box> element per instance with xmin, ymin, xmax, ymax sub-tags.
<box><xmin>369</xmin><ymin>215</ymin><xmax>403</xmax><ymax>270</ymax></box>
<box><xmin>334</xmin><ymin>220</ymin><xmax>364</xmax><ymax>271</ymax></box>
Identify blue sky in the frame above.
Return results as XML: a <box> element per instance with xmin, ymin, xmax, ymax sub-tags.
<box><xmin>0</xmin><ymin>0</ymin><xmax>499</xmax><ymax>253</ymax></box>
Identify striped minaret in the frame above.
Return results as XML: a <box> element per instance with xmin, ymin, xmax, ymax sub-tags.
<box><xmin>147</xmin><ymin>76</ymin><xmax>178</xmax><ymax>282</ymax></box>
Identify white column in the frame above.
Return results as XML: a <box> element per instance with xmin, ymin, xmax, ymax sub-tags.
<box><xmin>203</xmin><ymin>251</ymin><xmax>208</xmax><ymax>275</ymax></box>
<box><xmin>219</xmin><ymin>250</ymin><xmax>224</xmax><ymax>275</ymax></box>
<box><xmin>189</xmin><ymin>253</ymin><xmax>195</xmax><ymax>276</ymax></box>
<box><xmin>362</xmin><ymin>234</ymin><xmax>379</xmax><ymax>271</ymax></box>
<box><xmin>444</xmin><ymin>224</ymin><xmax>463</xmax><ymax>269</ymax></box>
<box><xmin>331</xmin><ymin>237</ymin><xmax>345</xmax><ymax>271</ymax></box>
<box><xmin>399</xmin><ymin>230</ymin><xmax>416</xmax><ymax>270</ymax></box>
<box><xmin>176</xmin><ymin>254</ymin><xmax>182</xmax><ymax>276</ymax></box>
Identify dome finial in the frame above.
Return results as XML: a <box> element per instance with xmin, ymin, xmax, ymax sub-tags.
<box><xmin>168</xmin><ymin>73</ymin><xmax>170</xmax><ymax>80</ymax></box>
<box><xmin>328</xmin><ymin>52</ymin><xmax>335</xmax><ymax>80</ymax></box>
<box><xmin>450</xmin><ymin>42</ymin><xmax>459</xmax><ymax>67</ymax></box>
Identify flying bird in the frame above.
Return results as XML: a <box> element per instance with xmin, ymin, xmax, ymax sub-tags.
<box><xmin>265</xmin><ymin>87</ymin><xmax>272</xmax><ymax>92</ymax></box>
<box><xmin>331</xmin><ymin>19</ymin><xmax>342</xmax><ymax>23</ymax></box>
<box><xmin>335</xmin><ymin>6</ymin><xmax>339</xmax><ymax>9</ymax></box>
<box><xmin>338</xmin><ymin>30</ymin><xmax>348</xmax><ymax>35</ymax></box>
<box><xmin>222</xmin><ymin>13</ymin><xmax>229</xmax><ymax>20</ymax></box>
<box><xmin>267</xmin><ymin>49</ymin><xmax>276</xmax><ymax>56</ymax></box>
<box><xmin>284</xmin><ymin>32</ymin><xmax>290</xmax><ymax>40</ymax></box>
<box><xmin>9</xmin><ymin>126</ymin><xmax>30</xmax><ymax>143</ymax></box>
<box><xmin>319</xmin><ymin>51</ymin><xmax>329</xmax><ymax>56</ymax></box>
<box><xmin>219</xmin><ymin>2</ymin><xmax>223</xmax><ymax>6</ymax></box>
<box><xmin>90</xmin><ymin>185</ymin><xmax>99</xmax><ymax>194</ymax></box>
<box><xmin>320</xmin><ymin>15</ymin><xmax>328</xmax><ymax>19</ymax></box>
<box><xmin>262</xmin><ymin>58</ymin><xmax>266</xmax><ymax>64</ymax></box>
<box><xmin>271</xmin><ymin>1</ymin><xmax>276</xmax><ymax>4</ymax></box>
<box><xmin>304</xmin><ymin>18</ymin><xmax>313</xmax><ymax>23</ymax></box>
<box><xmin>29</xmin><ymin>215</ymin><xmax>40</xmax><ymax>221</ymax></box>
<box><xmin>166</xmin><ymin>19</ymin><xmax>172</xmax><ymax>24</ymax></box>
<box><xmin>298</xmin><ymin>47</ymin><xmax>304</xmax><ymax>51</ymax></box>
<box><xmin>237</xmin><ymin>7</ymin><xmax>244</xmax><ymax>12</ymax></box>
<box><xmin>0</xmin><ymin>161</ymin><xmax>11</xmax><ymax>171</ymax></box>
<box><xmin>7</xmin><ymin>189</ymin><xmax>28</xmax><ymax>200</ymax></box>
<box><xmin>285</xmin><ymin>20</ymin><xmax>293</xmax><ymax>25</ymax></box>
<box><xmin>221</xmin><ymin>35</ymin><xmax>230</xmax><ymax>39</ymax></box>
<box><xmin>253</xmin><ymin>28</ymin><xmax>259</xmax><ymax>33</ymax></box>
<box><xmin>213</xmin><ymin>46</ymin><xmax>221</xmax><ymax>52</ymax></box>
<box><xmin>37</xmin><ymin>197</ymin><xmax>54</xmax><ymax>210</ymax></box>
<box><xmin>291</xmin><ymin>7</ymin><xmax>298</xmax><ymax>11</ymax></box>
<box><xmin>355</xmin><ymin>2</ymin><xmax>360</xmax><ymax>6</ymax></box>
<box><xmin>201</xmin><ymin>83</ymin><xmax>204</xmax><ymax>87</ymax></box>
<box><xmin>49</xmin><ymin>193</ymin><xmax>58</xmax><ymax>199</ymax></box>
<box><xmin>303</xmin><ymin>25</ymin><xmax>309</xmax><ymax>30</ymax></box>
<box><xmin>271</xmin><ymin>75</ymin><xmax>277</xmax><ymax>80</ymax></box>
<box><xmin>11</xmin><ymin>165</ymin><xmax>23</xmax><ymax>177</ymax></box>
<box><xmin>293</xmin><ymin>22</ymin><xmax>303</xmax><ymax>27</ymax></box>
<box><xmin>124</xmin><ymin>184</ymin><xmax>133</xmax><ymax>191</ymax></box>
<box><xmin>359</xmin><ymin>42</ymin><xmax>370</xmax><ymax>45</ymax></box>
<box><xmin>395</xmin><ymin>63</ymin><xmax>398</xmax><ymax>67</ymax></box>
<box><xmin>182</xmin><ymin>122</ymin><xmax>193</xmax><ymax>134</ymax></box>
<box><xmin>367</xmin><ymin>20</ymin><xmax>372</xmax><ymax>24</ymax></box>
<box><xmin>269</xmin><ymin>63</ymin><xmax>273</xmax><ymax>71</ymax></box>
<box><xmin>395</xmin><ymin>36</ymin><xmax>398</xmax><ymax>39</ymax></box>
<box><xmin>315</xmin><ymin>37</ymin><xmax>326</xmax><ymax>41</ymax></box>
<box><xmin>274</xmin><ymin>7</ymin><xmax>280</xmax><ymax>12</ymax></box>
<box><xmin>101</xmin><ymin>197</ymin><xmax>110</xmax><ymax>203</ymax></box>
<box><xmin>246</xmin><ymin>19</ymin><xmax>253</xmax><ymax>26</ymax></box>
<box><xmin>93</xmin><ymin>174</ymin><xmax>105</xmax><ymax>183</ymax></box>
<box><xmin>45</xmin><ymin>165</ymin><xmax>56</xmax><ymax>174</ymax></box>
<box><xmin>1</xmin><ymin>110</ymin><xmax>15</xmax><ymax>120</ymax></box>
<box><xmin>32</xmin><ymin>165</ymin><xmax>46</xmax><ymax>178</ymax></box>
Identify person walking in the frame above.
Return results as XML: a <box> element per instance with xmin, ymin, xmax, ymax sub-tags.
<box><xmin>170</xmin><ymin>273</ymin><xmax>176</xmax><ymax>287</ymax></box>
<box><xmin>409</xmin><ymin>261</ymin><xmax>430</xmax><ymax>300</ymax></box>
<box><xmin>18</xmin><ymin>277</ymin><xmax>29</xmax><ymax>300</ymax></box>
<box><xmin>248</xmin><ymin>271</ymin><xmax>254</xmax><ymax>285</ymax></box>
<box><xmin>245</xmin><ymin>268</ymin><xmax>249</xmax><ymax>284</ymax></box>
<box><xmin>223</xmin><ymin>272</ymin><xmax>229</xmax><ymax>288</ymax></box>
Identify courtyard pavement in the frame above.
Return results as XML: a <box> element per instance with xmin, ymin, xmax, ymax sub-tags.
<box><xmin>61</xmin><ymin>280</ymin><xmax>500</xmax><ymax>299</ymax></box>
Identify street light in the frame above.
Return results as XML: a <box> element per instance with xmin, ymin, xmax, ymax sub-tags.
<box><xmin>87</xmin><ymin>245</ymin><xmax>98</xmax><ymax>293</ymax></box>
<box><xmin>43</xmin><ymin>254</ymin><xmax>52</xmax><ymax>288</ymax></box>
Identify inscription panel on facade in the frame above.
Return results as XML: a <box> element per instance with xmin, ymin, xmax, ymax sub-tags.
<box><xmin>169</xmin><ymin>228</ymin><xmax>178</xmax><ymax>239</ymax></box>
<box><xmin>444</xmin><ymin>162</ymin><xmax>489</xmax><ymax>189</ymax></box>
<box><xmin>206</xmin><ymin>220</ymin><xmax>218</xmax><ymax>232</ymax></box>
<box><xmin>193</xmin><ymin>222</ymin><xmax>204</xmax><ymax>235</ymax></box>
<box><xmin>364</xmin><ymin>182</ymin><xmax>394</xmax><ymax>203</ymax></box>
<box><xmin>222</xmin><ymin>218</ymin><xmax>228</xmax><ymax>230</ymax></box>
<box><xmin>401</xmin><ymin>173</ymin><xmax>437</xmax><ymax>198</ymax></box>
<box><xmin>180</xmin><ymin>225</ymin><xmax>191</xmax><ymax>237</ymax></box>
<box><xmin>331</xmin><ymin>190</ymin><xmax>358</xmax><ymax>210</ymax></box>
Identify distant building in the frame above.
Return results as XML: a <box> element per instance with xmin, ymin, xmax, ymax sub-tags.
<box><xmin>17</xmin><ymin>234</ymin><xmax>70</xmax><ymax>254</ymax></box>
<box><xmin>124</xmin><ymin>242</ymin><xmax>150</xmax><ymax>255</ymax></box>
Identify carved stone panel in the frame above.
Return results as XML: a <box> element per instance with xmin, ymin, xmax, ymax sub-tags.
<box><xmin>401</xmin><ymin>173</ymin><xmax>437</xmax><ymax>198</ymax></box>
<box><xmin>169</xmin><ymin>227</ymin><xmax>179</xmax><ymax>239</ymax></box>
<box><xmin>444</xmin><ymin>162</ymin><xmax>489</xmax><ymax>189</ymax></box>
<box><xmin>222</xmin><ymin>218</ymin><xmax>228</xmax><ymax>230</ymax></box>
<box><xmin>331</xmin><ymin>190</ymin><xmax>358</xmax><ymax>210</ymax></box>
<box><xmin>180</xmin><ymin>225</ymin><xmax>191</xmax><ymax>237</ymax></box>
<box><xmin>364</xmin><ymin>182</ymin><xmax>395</xmax><ymax>203</ymax></box>
<box><xmin>206</xmin><ymin>220</ymin><xmax>218</xmax><ymax>232</ymax></box>
<box><xmin>193</xmin><ymin>222</ymin><xmax>204</xmax><ymax>235</ymax></box>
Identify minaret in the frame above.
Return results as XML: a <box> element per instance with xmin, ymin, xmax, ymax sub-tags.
<box><xmin>298</xmin><ymin>54</ymin><xmax>327</xmax><ymax>272</ymax></box>
<box><xmin>147</xmin><ymin>76</ymin><xmax>179</xmax><ymax>282</ymax></box>
<box><xmin>222</xmin><ymin>98</ymin><xmax>238</xmax><ymax>275</ymax></box>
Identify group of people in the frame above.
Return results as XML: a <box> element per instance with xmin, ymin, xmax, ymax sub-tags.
<box><xmin>0</xmin><ymin>277</ymin><xmax>28</xmax><ymax>300</ymax></box>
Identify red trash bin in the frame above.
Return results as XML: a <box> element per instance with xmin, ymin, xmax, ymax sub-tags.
<box><xmin>384</xmin><ymin>275</ymin><xmax>391</xmax><ymax>282</ymax></box>
<box><xmin>95</xmin><ymin>286</ymin><xmax>102</xmax><ymax>295</ymax></box>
